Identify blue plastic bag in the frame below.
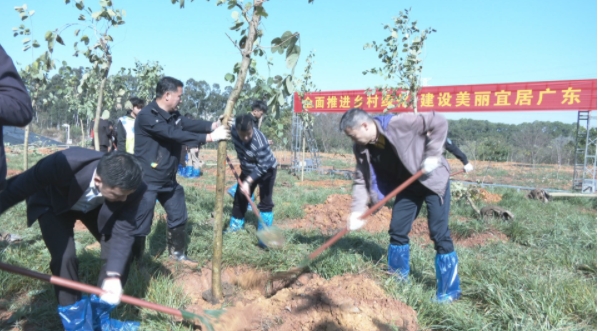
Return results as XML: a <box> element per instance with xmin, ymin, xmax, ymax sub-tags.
<box><xmin>58</xmin><ymin>295</ymin><xmax>140</xmax><ymax>331</ymax></box>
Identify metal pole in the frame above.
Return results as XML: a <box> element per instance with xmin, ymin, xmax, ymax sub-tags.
<box><xmin>301</xmin><ymin>129</ymin><xmax>305</xmax><ymax>181</ymax></box>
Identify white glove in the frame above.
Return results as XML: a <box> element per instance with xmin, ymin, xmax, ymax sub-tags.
<box><xmin>421</xmin><ymin>156</ymin><xmax>440</xmax><ymax>174</ymax></box>
<box><xmin>347</xmin><ymin>211</ymin><xmax>365</xmax><ymax>231</ymax></box>
<box><xmin>100</xmin><ymin>277</ymin><xmax>123</xmax><ymax>305</ymax></box>
<box><xmin>239</xmin><ymin>180</ymin><xmax>251</xmax><ymax>196</ymax></box>
<box><xmin>463</xmin><ymin>163</ymin><xmax>474</xmax><ymax>173</ymax></box>
<box><xmin>209</xmin><ymin>125</ymin><xmax>231</xmax><ymax>142</ymax></box>
<box><xmin>213</xmin><ymin>114</ymin><xmax>234</xmax><ymax>129</ymax></box>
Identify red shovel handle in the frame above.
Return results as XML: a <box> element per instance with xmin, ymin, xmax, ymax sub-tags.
<box><xmin>0</xmin><ymin>261</ymin><xmax>195</xmax><ymax>319</ymax></box>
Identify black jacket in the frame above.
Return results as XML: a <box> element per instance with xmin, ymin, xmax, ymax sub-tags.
<box><xmin>0</xmin><ymin>44</ymin><xmax>33</xmax><ymax>190</ymax></box>
<box><xmin>0</xmin><ymin>147</ymin><xmax>147</xmax><ymax>275</ymax></box>
<box><xmin>445</xmin><ymin>138</ymin><xmax>469</xmax><ymax>165</ymax></box>
<box><xmin>134</xmin><ymin>100</ymin><xmax>212</xmax><ymax>187</ymax></box>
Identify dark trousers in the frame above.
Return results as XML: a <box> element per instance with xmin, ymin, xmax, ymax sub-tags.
<box><xmin>232</xmin><ymin>167</ymin><xmax>276</xmax><ymax>219</ymax></box>
<box><xmin>38</xmin><ymin>208</ymin><xmax>135</xmax><ymax>306</ymax></box>
<box><xmin>135</xmin><ymin>183</ymin><xmax>188</xmax><ymax>235</ymax></box>
<box><xmin>389</xmin><ymin>180</ymin><xmax>454</xmax><ymax>254</ymax></box>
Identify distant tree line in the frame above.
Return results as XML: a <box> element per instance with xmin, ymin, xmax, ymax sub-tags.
<box><xmin>308</xmin><ymin>113</ymin><xmax>595</xmax><ymax>166</ymax></box>
<box><xmin>19</xmin><ymin>66</ymin><xmax>594</xmax><ymax>166</ymax></box>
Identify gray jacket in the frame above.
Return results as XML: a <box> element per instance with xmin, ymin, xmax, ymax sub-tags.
<box><xmin>351</xmin><ymin>112</ymin><xmax>450</xmax><ymax>213</ymax></box>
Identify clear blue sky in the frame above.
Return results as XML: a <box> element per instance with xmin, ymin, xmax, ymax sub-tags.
<box><xmin>1</xmin><ymin>0</ymin><xmax>596</xmax><ymax>125</ymax></box>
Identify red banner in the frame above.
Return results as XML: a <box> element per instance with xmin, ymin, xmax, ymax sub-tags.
<box><xmin>293</xmin><ymin>79</ymin><xmax>597</xmax><ymax>113</ymax></box>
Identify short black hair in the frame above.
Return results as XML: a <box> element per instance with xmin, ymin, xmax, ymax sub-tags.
<box><xmin>155</xmin><ymin>76</ymin><xmax>183</xmax><ymax>99</ymax></box>
<box><xmin>251</xmin><ymin>100</ymin><xmax>268</xmax><ymax>113</ymax></box>
<box><xmin>96</xmin><ymin>151</ymin><xmax>143</xmax><ymax>191</ymax></box>
<box><xmin>339</xmin><ymin>108</ymin><xmax>373</xmax><ymax>131</ymax></box>
<box><xmin>129</xmin><ymin>96</ymin><xmax>145</xmax><ymax>109</ymax></box>
<box><xmin>235</xmin><ymin>114</ymin><xmax>255</xmax><ymax>132</ymax></box>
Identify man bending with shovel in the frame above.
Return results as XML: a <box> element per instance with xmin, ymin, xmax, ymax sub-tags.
<box><xmin>0</xmin><ymin>149</ymin><xmax>144</xmax><ymax>328</ymax></box>
<box><xmin>340</xmin><ymin>108</ymin><xmax>461</xmax><ymax>303</ymax></box>
<box><xmin>227</xmin><ymin>114</ymin><xmax>278</xmax><ymax>249</ymax></box>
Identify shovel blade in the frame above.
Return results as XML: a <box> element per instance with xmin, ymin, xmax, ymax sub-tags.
<box><xmin>256</xmin><ymin>227</ymin><xmax>285</xmax><ymax>249</ymax></box>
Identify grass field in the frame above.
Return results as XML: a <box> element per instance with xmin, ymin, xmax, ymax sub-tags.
<box><xmin>0</xmin><ymin>148</ymin><xmax>595</xmax><ymax>330</ymax></box>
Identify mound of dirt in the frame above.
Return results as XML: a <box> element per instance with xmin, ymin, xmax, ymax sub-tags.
<box><xmin>281</xmin><ymin>194</ymin><xmax>392</xmax><ymax>234</ymax></box>
<box><xmin>174</xmin><ymin>265</ymin><xmax>418</xmax><ymax>331</ymax></box>
<box><xmin>479</xmin><ymin>188</ymin><xmax>502</xmax><ymax>204</ymax></box>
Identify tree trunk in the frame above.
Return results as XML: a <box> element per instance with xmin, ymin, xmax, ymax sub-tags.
<box><xmin>80</xmin><ymin>117</ymin><xmax>85</xmax><ymax>147</ymax></box>
<box><xmin>212</xmin><ymin>4</ymin><xmax>262</xmax><ymax>302</ymax></box>
<box><xmin>22</xmin><ymin>124</ymin><xmax>30</xmax><ymax>170</ymax></box>
<box><xmin>93</xmin><ymin>76</ymin><xmax>108</xmax><ymax>151</ymax></box>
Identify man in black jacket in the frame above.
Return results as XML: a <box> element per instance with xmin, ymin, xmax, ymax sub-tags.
<box><xmin>0</xmin><ymin>148</ymin><xmax>145</xmax><ymax>328</ymax></box>
<box><xmin>134</xmin><ymin>76</ymin><xmax>230</xmax><ymax>265</ymax></box>
<box><xmin>445</xmin><ymin>138</ymin><xmax>474</xmax><ymax>173</ymax></box>
<box><xmin>0</xmin><ymin>44</ymin><xmax>33</xmax><ymax>191</ymax></box>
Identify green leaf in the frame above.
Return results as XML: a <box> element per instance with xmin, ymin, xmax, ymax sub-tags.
<box><xmin>255</xmin><ymin>6</ymin><xmax>268</xmax><ymax>17</ymax></box>
<box><xmin>81</xmin><ymin>35</ymin><xmax>90</xmax><ymax>45</ymax></box>
<box><xmin>75</xmin><ymin>1</ymin><xmax>84</xmax><ymax>10</ymax></box>
<box><xmin>277</xmin><ymin>124</ymin><xmax>283</xmax><ymax>130</ymax></box>
<box><xmin>231</xmin><ymin>11</ymin><xmax>239</xmax><ymax>21</ymax></box>
<box><xmin>105</xmin><ymin>35</ymin><xmax>113</xmax><ymax>42</ymax></box>
<box><xmin>230</xmin><ymin>22</ymin><xmax>243</xmax><ymax>30</ymax></box>
<box><xmin>285</xmin><ymin>76</ymin><xmax>295</xmax><ymax>94</ymax></box>
<box><xmin>286</xmin><ymin>53</ymin><xmax>299</xmax><ymax>69</ymax></box>
<box><xmin>224</xmin><ymin>73</ymin><xmax>234</xmax><ymax>82</ymax></box>
<box><xmin>56</xmin><ymin>35</ymin><xmax>65</xmax><ymax>45</ymax></box>
<box><xmin>91</xmin><ymin>11</ymin><xmax>101</xmax><ymax>20</ymax></box>
<box><xmin>277</xmin><ymin>92</ymin><xmax>285</xmax><ymax>105</ymax></box>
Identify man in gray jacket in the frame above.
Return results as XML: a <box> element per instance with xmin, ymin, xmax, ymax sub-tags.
<box><xmin>340</xmin><ymin>108</ymin><xmax>461</xmax><ymax>303</ymax></box>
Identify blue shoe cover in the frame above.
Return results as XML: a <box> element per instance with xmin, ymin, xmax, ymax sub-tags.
<box><xmin>192</xmin><ymin>167</ymin><xmax>201</xmax><ymax>177</ymax></box>
<box><xmin>58</xmin><ymin>295</ymin><xmax>139</xmax><ymax>330</ymax></box>
<box><xmin>184</xmin><ymin>166</ymin><xmax>194</xmax><ymax>178</ymax></box>
<box><xmin>227</xmin><ymin>184</ymin><xmax>238</xmax><ymax>197</ymax></box>
<box><xmin>227</xmin><ymin>216</ymin><xmax>245</xmax><ymax>232</ymax></box>
<box><xmin>58</xmin><ymin>296</ymin><xmax>94</xmax><ymax>331</ymax></box>
<box><xmin>90</xmin><ymin>295</ymin><xmax>140</xmax><ymax>330</ymax></box>
<box><xmin>388</xmin><ymin>244</ymin><xmax>410</xmax><ymax>281</ymax></box>
<box><xmin>435</xmin><ymin>251</ymin><xmax>462</xmax><ymax>303</ymax></box>
<box><xmin>257</xmin><ymin>211</ymin><xmax>274</xmax><ymax>248</ymax></box>
<box><xmin>177</xmin><ymin>164</ymin><xmax>185</xmax><ymax>176</ymax></box>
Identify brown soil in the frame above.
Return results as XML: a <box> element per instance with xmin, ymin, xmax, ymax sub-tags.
<box><xmin>74</xmin><ymin>220</ymin><xmax>87</xmax><ymax>232</ymax></box>
<box><xmin>173</xmin><ymin>265</ymin><xmax>418</xmax><ymax>331</ymax></box>
<box><xmin>6</xmin><ymin>169</ymin><xmax>21</xmax><ymax>177</ymax></box>
<box><xmin>282</xmin><ymin>194</ymin><xmax>507</xmax><ymax>248</ymax></box>
<box><xmin>479</xmin><ymin>189</ymin><xmax>502</xmax><ymax>204</ymax></box>
<box><xmin>280</xmin><ymin>194</ymin><xmax>392</xmax><ymax>234</ymax></box>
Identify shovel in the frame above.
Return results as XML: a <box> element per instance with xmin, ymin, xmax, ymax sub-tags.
<box><xmin>225</xmin><ymin>156</ymin><xmax>286</xmax><ymax>249</ymax></box>
<box><xmin>265</xmin><ymin>170</ymin><xmax>426</xmax><ymax>294</ymax></box>
<box><xmin>0</xmin><ymin>261</ymin><xmax>224</xmax><ymax>331</ymax></box>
